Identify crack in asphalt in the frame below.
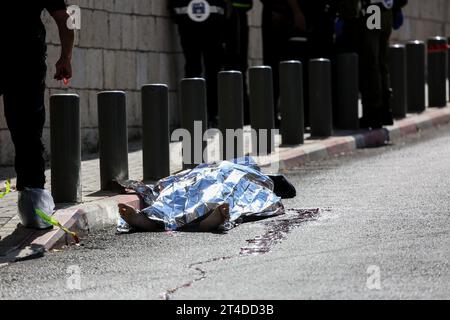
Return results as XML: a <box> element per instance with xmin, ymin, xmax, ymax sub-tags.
<box><xmin>161</xmin><ymin>256</ymin><xmax>233</xmax><ymax>300</ymax></box>
<box><xmin>161</xmin><ymin>208</ymin><xmax>323</xmax><ymax>300</ymax></box>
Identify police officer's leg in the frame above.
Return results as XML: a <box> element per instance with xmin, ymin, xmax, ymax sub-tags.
<box><xmin>178</xmin><ymin>24</ymin><xmax>203</xmax><ymax>78</ymax></box>
<box><xmin>267</xmin><ymin>11</ymin><xmax>292</xmax><ymax>126</ymax></box>
<box><xmin>359</xmin><ymin>23</ymin><xmax>383</xmax><ymax>128</ymax></box>
<box><xmin>239</xmin><ymin>10</ymin><xmax>251</xmax><ymax>124</ymax></box>
<box><xmin>341</xmin><ymin>18</ymin><xmax>360</xmax><ymax>53</ymax></box>
<box><xmin>379</xmin><ymin>9</ymin><xmax>394</xmax><ymax>125</ymax></box>
<box><xmin>203</xmin><ymin>22</ymin><xmax>225</xmax><ymax>126</ymax></box>
<box><xmin>225</xmin><ymin>8</ymin><xmax>250</xmax><ymax>124</ymax></box>
<box><xmin>224</xmin><ymin>7</ymin><xmax>241</xmax><ymax>70</ymax></box>
<box><xmin>262</xmin><ymin>5</ymin><xmax>281</xmax><ymax>119</ymax></box>
<box><xmin>262</xmin><ymin>5</ymin><xmax>275</xmax><ymax>71</ymax></box>
<box><xmin>3</xmin><ymin>64</ymin><xmax>46</xmax><ymax>191</ymax></box>
<box><xmin>227</xmin><ymin>9</ymin><xmax>250</xmax><ymax>79</ymax></box>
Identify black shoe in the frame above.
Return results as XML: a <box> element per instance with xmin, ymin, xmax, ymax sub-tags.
<box><xmin>275</xmin><ymin>118</ymin><xmax>281</xmax><ymax>129</ymax></box>
<box><xmin>208</xmin><ymin>119</ymin><xmax>219</xmax><ymax>129</ymax></box>
<box><xmin>267</xmin><ymin>174</ymin><xmax>297</xmax><ymax>199</ymax></box>
<box><xmin>371</xmin><ymin>122</ymin><xmax>383</xmax><ymax>129</ymax></box>
<box><xmin>359</xmin><ymin>117</ymin><xmax>370</xmax><ymax>129</ymax></box>
<box><xmin>381</xmin><ymin>110</ymin><xmax>394</xmax><ymax>126</ymax></box>
<box><xmin>359</xmin><ymin>117</ymin><xmax>382</xmax><ymax>130</ymax></box>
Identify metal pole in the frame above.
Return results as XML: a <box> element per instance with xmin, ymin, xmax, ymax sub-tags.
<box><xmin>97</xmin><ymin>91</ymin><xmax>129</xmax><ymax>191</ymax></box>
<box><xmin>218</xmin><ymin>71</ymin><xmax>245</xmax><ymax>160</ymax></box>
<box><xmin>180</xmin><ymin>78</ymin><xmax>208</xmax><ymax>169</ymax></box>
<box><xmin>406</xmin><ymin>41</ymin><xmax>426</xmax><ymax>113</ymax></box>
<box><xmin>279</xmin><ymin>61</ymin><xmax>304</xmax><ymax>145</ymax></box>
<box><xmin>427</xmin><ymin>36</ymin><xmax>448</xmax><ymax>108</ymax></box>
<box><xmin>389</xmin><ymin>44</ymin><xmax>407</xmax><ymax>119</ymax></box>
<box><xmin>336</xmin><ymin>53</ymin><xmax>359</xmax><ymax>130</ymax></box>
<box><xmin>249</xmin><ymin>66</ymin><xmax>276</xmax><ymax>155</ymax></box>
<box><xmin>50</xmin><ymin>94</ymin><xmax>81</xmax><ymax>203</ymax></box>
<box><xmin>309</xmin><ymin>59</ymin><xmax>333</xmax><ymax>137</ymax></box>
<box><xmin>142</xmin><ymin>84</ymin><xmax>170</xmax><ymax>181</ymax></box>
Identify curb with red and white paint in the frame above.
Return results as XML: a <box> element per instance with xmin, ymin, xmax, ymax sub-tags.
<box><xmin>276</xmin><ymin>107</ymin><xmax>450</xmax><ymax>169</ymax></box>
<box><xmin>16</xmin><ymin>106</ymin><xmax>450</xmax><ymax>254</ymax></box>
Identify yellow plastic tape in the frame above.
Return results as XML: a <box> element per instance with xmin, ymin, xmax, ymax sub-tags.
<box><xmin>35</xmin><ymin>209</ymin><xmax>80</xmax><ymax>244</ymax></box>
<box><xmin>0</xmin><ymin>180</ymin><xmax>11</xmax><ymax>199</ymax></box>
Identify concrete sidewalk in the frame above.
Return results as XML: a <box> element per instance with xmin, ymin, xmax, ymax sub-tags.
<box><xmin>0</xmin><ymin>106</ymin><xmax>449</xmax><ymax>261</ymax></box>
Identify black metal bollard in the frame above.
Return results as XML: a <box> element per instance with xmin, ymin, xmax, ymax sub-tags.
<box><xmin>336</xmin><ymin>53</ymin><xmax>359</xmax><ymax>130</ymax></box>
<box><xmin>279</xmin><ymin>61</ymin><xmax>304</xmax><ymax>145</ymax></box>
<box><xmin>406</xmin><ymin>41</ymin><xmax>426</xmax><ymax>113</ymax></box>
<box><xmin>218</xmin><ymin>71</ymin><xmax>245</xmax><ymax>160</ymax></box>
<box><xmin>389</xmin><ymin>44</ymin><xmax>407</xmax><ymax>119</ymax></box>
<box><xmin>180</xmin><ymin>78</ymin><xmax>208</xmax><ymax>169</ymax></box>
<box><xmin>142</xmin><ymin>85</ymin><xmax>170</xmax><ymax>181</ymax></box>
<box><xmin>50</xmin><ymin>94</ymin><xmax>81</xmax><ymax>203</ymax></box>
<box><xmin>427</xmin><ymin>37</ymin><xmax>448</xmax><ymax>108</ymax></box>
<box><xmin>309</xmin><ymin>59</ymin><xmax>333</xmax><ymax>137</ymax></box>
<box><xmin>249</xmin><ymin>66</ymin><xmax>276</xmax><ymax>155</ymax></box>
<box><xmin>97</xmin><ymin>91</ymin><xmax>129</xmax><ymax>191</ymax></box>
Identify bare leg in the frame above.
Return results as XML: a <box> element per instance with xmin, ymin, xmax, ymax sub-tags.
<box><xmin>118</xmin><ymin>203</ymin><xmax>159</xmax><ymax>232</ymax></box>
<box><xmin>198</xmin><ymin>203</ymin><xmax>230</xmax><ymax>232</ymax></box>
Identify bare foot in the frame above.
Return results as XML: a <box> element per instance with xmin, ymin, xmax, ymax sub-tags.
<box><xmin>198</xmin><ymin>203</ymin><xmax>230</xmax><ymax>232</ymax></box>
<box><xmin>118</xmin><ymin>203</ymin><xmax>158</xmax><ymax>232</ymax></box>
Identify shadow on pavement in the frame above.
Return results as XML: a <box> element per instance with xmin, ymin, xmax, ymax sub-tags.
<box><xmin>0</xmin><ymin>223</ymin><xmax>51</xmax><ymax>263</ymax></box>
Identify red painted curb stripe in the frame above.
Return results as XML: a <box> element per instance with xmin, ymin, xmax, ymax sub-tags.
<box><xmin>429</xmin><ymin>110</ymin><xmax>450</xmax><ymax>126</ymax></box>
<box><xmin>398</xmin><ymin>119</ymin><xmax>418</xmax><ymax>136</ymax></box>
<box><xmin>324</xmin><ymin>139</ymin><xmax>354</xmax><ymax>156</ymax></box>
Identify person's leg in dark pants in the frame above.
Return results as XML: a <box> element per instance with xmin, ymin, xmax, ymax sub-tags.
<box><xmin>359</xmin><ymin>9</ymin><xmax>394</xmax><ymax>128</ymax></box>
<box><xmin>203</xmin><ymin>22</ymin><xmax>225</xmax><ymax>127</ymax></box>
<box><xmin>308</xmin><ymin>12</ymin><xmax>337</xmax><ymax>126</ymax></box>
<box><xmin>178</xmin><ymin>22</ymin><xmax>224</xmax><ymax>127</ymax></box>
<box><xmin>341</xmin><ymin>18</ymin><xmax>360</xmax><ymax>53</ymax></box>
<box><xmin>178</xmin><ymin>24</ymin><xmax>203</xmax><ymax>78</ymax></box>
<box><xmin>359</xmin><ymin>21</ymin><xmax>383</xmax><ymax>128</ymax></box>
<box><xmin>262</xmin><ymin>6</ymin><xmax>292</xmax><ymax>126</ymax></box>
<box><xmin>225</xmin><ymin>8</ymin><xmax>250</xmax><ymax>124</ymax></box>
<box><xmin>2</xmin><ymin>62</ymin><xmax>47</xmax><ymax>191</ymax></box>
<box><xmin>262</xmin><ymin>5</ymin><xmax>275</xmax><ymax>73</ymax></box>
<box><xmin>379</xmin><ymin>9</ymin><xmax>394</xmax><ymax>125</ymax></box>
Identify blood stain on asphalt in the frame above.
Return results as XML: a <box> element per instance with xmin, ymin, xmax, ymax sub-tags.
<box><xmin>240</xmin><ymin>208</ymin><xmax>321</xmax><ymax>256</ymax></box>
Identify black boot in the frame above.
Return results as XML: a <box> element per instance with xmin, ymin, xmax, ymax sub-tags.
<box><xmin>359</xmin><ymin>117</ymin><xmax>383</xmax><ymax>130</ymax></box>
<box><xmin>381</xmin><ymin>88</ymin><xmax>394</xmax><ymax>126</ymax></box>
<box><xmin>360</xmin><ymin>107</ymin><xmax>383</xmax><ymax>130</ymax></box>
<box><xmin>380</xmin><ymin>109</ymin><xmax>394</xmax><ymax>126</ymax></box>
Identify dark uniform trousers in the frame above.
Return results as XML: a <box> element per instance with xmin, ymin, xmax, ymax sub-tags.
<box><xmin>359</xmin><ymin>7</ymin><xmax>393</xmax><ymax>123</ymax></box>
<box><xmin>0</xmin><ymin>58</ymin><xmax>47</xmax><ymax>191</ymax></box>
<box><xmin>304</xmin><ymin>0</ymin><xmax>336</xmax><ymax>60</ymax></box>
<box><xmin>336</xmin><ymin>0</ymin><xmax>361</xmax><ymax>53</ymax></box>
<box><xmin>177</xmin><ymin>20</ymin><xmax>225</xmax><ymax>125</ymax></box>
<box><xmin>262</xmin><ymin>3</ymin><xmax>294</xmax><ymax>123</ymax></box>
<box><xmin>224</xmin><ymin>4</ymin><xmax>251</xmax><ymax>123</ymax></box>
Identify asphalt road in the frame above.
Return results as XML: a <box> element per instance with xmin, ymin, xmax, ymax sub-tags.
<box><xmin>1</xmin><ymin>125</ymin><xmax>449</xmax><ymax>300</ymax></box>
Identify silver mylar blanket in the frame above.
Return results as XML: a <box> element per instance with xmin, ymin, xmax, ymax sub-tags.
<box><xmin>117</xmin><ymin>158</ymin><xmax>284</xmax><ymax>232</ymax></box>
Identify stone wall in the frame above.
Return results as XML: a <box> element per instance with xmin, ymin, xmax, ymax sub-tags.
<box><xmin>0</xmin><ymin>0</ymin><xmax>448</xmax><ymax>166</ymax></box>
<box><xmin>392</xmin><ymin>0</ymin><xmax>450</xmax><ymax>42</ymax></box>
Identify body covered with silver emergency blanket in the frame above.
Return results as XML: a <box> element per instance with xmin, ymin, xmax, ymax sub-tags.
<box><xmin>118</xmin><ymin>158</ymin><xmax>284</xmax><ymax>232</ymax></box>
